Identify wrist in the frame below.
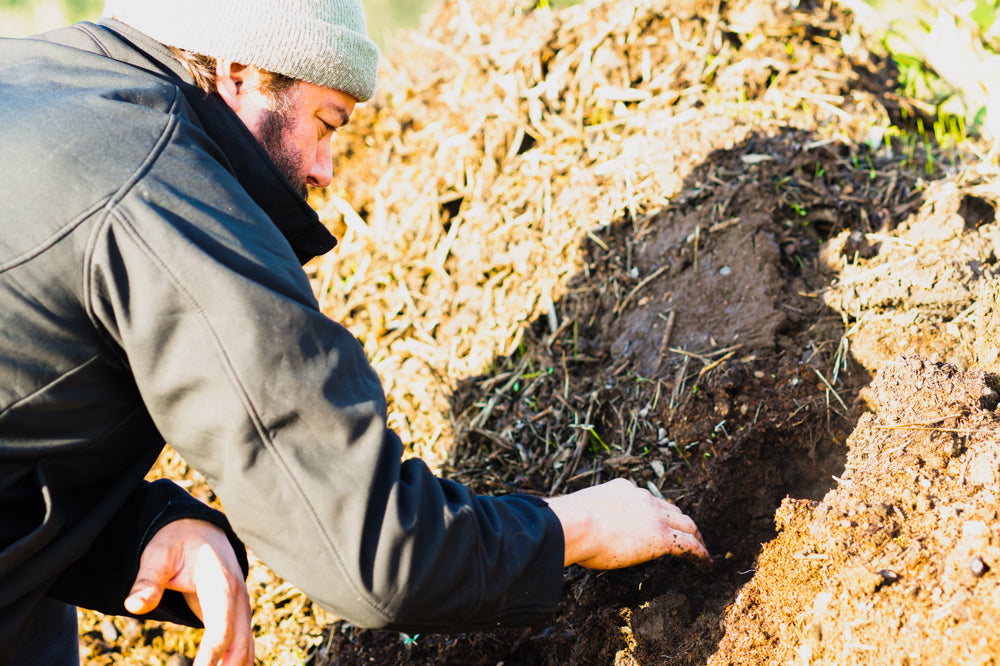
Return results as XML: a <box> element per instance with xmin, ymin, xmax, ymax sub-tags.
<box><xmin>544</xmin><ymin>495</ymin><xmax>594</xmax><ymax>566</ymax></box>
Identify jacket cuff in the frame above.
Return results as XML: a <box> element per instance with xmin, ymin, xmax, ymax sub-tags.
<box><xmin>134</xmin><ymin>480</ymin><xmax>250</xmax><ymax>627</ymax></box>
<box><xmin>484</xmin><ymin>493</ymin><xmax>566</xmax><ymax>626</ymax></box>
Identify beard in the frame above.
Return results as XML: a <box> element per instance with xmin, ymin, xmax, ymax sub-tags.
<box><xmin>256</xmin><ymin>106</ymin><xmax>308</xmax><ymax>198</ymax></box>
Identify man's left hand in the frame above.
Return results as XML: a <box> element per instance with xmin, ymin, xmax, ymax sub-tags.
<box><xmin>124</xmin><ymin>518</ymin><xmax>254</xmax><ymax>666</ymax></box>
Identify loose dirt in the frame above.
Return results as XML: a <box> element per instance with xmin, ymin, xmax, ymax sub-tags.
<box><xmin>712</xmin><ymin>354</ymin><xmax>1000</xmax><ymax>666</ymax></box>
<box><xmin>78</xmin><ymin>0</ymin><xmax>1000</xmax><ymax>664</ymax></box>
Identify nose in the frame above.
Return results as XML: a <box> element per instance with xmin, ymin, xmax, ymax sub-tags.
<box><xmin>306</xmin><ymin>138</ymin><xmax>333</xmax><ymax>189</ymax></box>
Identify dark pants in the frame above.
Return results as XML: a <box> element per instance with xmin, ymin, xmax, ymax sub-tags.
<box><xmin>10</xmin><ymin>598</ymin><xmax>79</xmax><ymax>665</ymax></box>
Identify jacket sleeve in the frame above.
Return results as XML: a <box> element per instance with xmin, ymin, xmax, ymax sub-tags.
<box><xmin>85</xmin><ymin>120</ymin><xmax>565</xmax><ymax>631</ymax></box>
<box><xmin>47</xmin><ymin>479</ymin><xmax>248</xmax><ymax>627</ymax></box>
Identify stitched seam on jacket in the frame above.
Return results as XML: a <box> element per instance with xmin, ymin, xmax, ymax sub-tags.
<box><xmin>0</xmin><ymin>24</ymin><xmax>165</xmax><ymax>274</ymax></box>
<box><xmin>81</xmin><ymin>89</ymin><xmax>182</xmax><ymax>337</ymax></box>
<box><xmin>0</xmin><ymin>354</ymin><xmax>101</xmax><ymax>420</ymax></box>
<box><xmin>0</xmin><ymin>198</ymin><xmax>111</xmax><ymax>274</ymax></box>
<box><xmin>73</xmin><ymin>24</ymin><xmax>113</xmax><ymax>57</ymax></box>
<box><xmin>97</xmin><ymin>162</ymin><xmax>395</xmax><ymax>623</ymax></box>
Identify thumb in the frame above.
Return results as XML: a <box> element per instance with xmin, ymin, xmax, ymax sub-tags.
<box><xmin>124</xmin><ymin>564</ymin><xmax>168</xmax><ymax>615</ymax></box>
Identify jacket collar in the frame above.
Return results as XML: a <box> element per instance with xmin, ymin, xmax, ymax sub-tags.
<box><xmin>88</xmin><ymin>19</ymin><xmax>338</xmax><ymax>264</ymax></box>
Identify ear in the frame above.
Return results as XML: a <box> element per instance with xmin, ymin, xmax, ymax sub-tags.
<box><xmin>215</xmin><ymin>60</ymin><xmax>265</xmax><ymax>114</ymax></box>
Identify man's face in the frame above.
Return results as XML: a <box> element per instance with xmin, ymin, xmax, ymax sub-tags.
<box><xmin>233</xmin><ymin>77</ymin><xmax>357</xmax><ymax>196</ymax></box>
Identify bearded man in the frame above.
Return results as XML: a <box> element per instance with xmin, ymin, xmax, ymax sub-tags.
<box><xmin>0</xmin><ymin>2</ymin><xmax>709</xmax><ymax>664</ymax></box>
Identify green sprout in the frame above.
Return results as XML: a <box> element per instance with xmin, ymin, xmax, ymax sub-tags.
<box><xmin>584</xmin><ymin>426</ymin><xmax>610</xmax><ymax>453</ymax></box>
<box><xmin>670</xmin><ymin>441</ymin><xmax>691</xmax><ymax>466</ymax></box>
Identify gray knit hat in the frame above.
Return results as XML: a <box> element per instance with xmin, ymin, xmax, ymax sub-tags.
<box><xmin>102</xmin><ymin>0</ymin><xmax>380</xmax><ymax>101</ymax></box>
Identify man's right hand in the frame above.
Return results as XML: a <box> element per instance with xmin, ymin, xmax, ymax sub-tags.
<box><xmin>124</xmin><ymin>518</ymin><xmax>254</xmax><ymax>666</ymax></box>
<box><xmin>545</xmin><ymin>478</ymin><xmax>710</xmax><ymax>569</ymax></box>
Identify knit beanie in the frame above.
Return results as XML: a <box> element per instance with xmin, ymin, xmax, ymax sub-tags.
<box><xmin>102</xmin><ymin>0</ymin><xmax>380</xmax><ymax>102</ymax></box>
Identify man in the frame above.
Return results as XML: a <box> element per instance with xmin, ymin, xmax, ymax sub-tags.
<box><xmin>0</xmin><ymin>1</ymin><xmax>709</xmax><ymax>664</ymax></box>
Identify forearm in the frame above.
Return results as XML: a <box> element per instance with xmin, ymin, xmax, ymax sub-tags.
<box><xmin>228</xmin><ymin>450</ymin><xmax>567</xmax><ymax>631</ymax></box>
<box><xmin>91</xmin><ymin>190</ymin><xmax>563</xmax><ymax>629</ymax></box>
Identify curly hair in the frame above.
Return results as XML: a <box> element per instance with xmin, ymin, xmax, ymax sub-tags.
<box><xmin>168</xmin><ymin>46</ymin><xmax>296</xmax><ymax>101</ymax></box>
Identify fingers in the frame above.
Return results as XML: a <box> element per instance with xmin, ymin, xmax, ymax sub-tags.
<box><xmin>221</xmin><ymin>589</ymin><xmax>255</xmax><ymax>666</ymax></box>
<box><xmin>124</xmin><ymin>543</ymin><xmax>174</xmax><ymax>615</ymax></box>
<box><xmin>190</xmin><ymin>545</ymin><xmax>254</xmax><ymax>666</ymax></box>
<box><xmin>124</xmin><ymin>578</ymin><xmax>165</xmax><ymax>615</ymax></box>
<box><xmin>663</xmin><ymin>524</ymin><xmax>711</xmax><ymax>561</ymax></box>
<box><xmin>613</xmin><ymin>480</ymin><xmax>700</xmax><ymax>533</ymax></box>
<box><xmin>196</xmin><ymin>597</ymin><xmax>252</xmax><ymax>666</ymax></box>
<box><xmin>656</xmin><ymin>499</ymin><xmax>710</xmax><ymax>561</ymax></box>
<box><xmin>659</xmin><ymin>501</ymin><xmax>699</xmax><ymax>534</ymax></box>
<box><xmin>136</xmin><ymin>519</ymin><xmax>255</xmax><ymax>666</ymax></box>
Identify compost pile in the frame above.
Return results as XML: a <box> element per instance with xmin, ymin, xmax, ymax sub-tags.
<box><xmin>78</xmin><ymin>0</ymin><xmax>1000</xmax><ymax>663</ymax></box>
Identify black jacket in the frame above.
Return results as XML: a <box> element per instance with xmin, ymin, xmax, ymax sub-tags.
<box><xmin>0</xmin><ymin>20</ymin><xmax>563</xmax><ymax>660</ymax></box>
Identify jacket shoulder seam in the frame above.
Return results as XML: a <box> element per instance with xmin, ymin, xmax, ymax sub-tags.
<box><xmin>2</xmin><ymin>85</ymin><xmax>182</xmax><ymax>276</ymax></box>
<box><xmin>82</xmin><ymin>87</ymin><xmax>183</xmax><ymax>324</ymax></box>
<box><xmin>71</xmin><ymin>23</ymin><xmax>113</xmax><ymax>57</ymax></box>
